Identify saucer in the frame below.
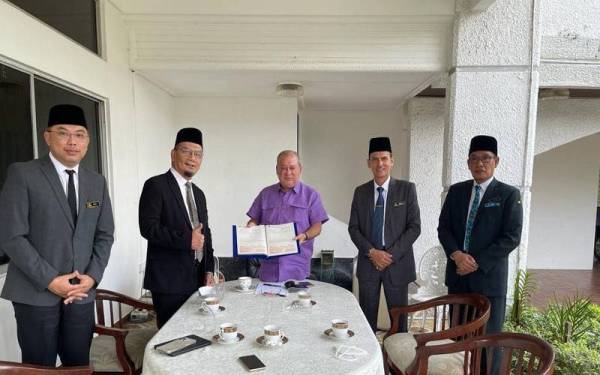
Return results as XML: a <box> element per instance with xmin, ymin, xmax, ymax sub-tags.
<box><xmin>324</xmin><ymin>328</ymin><xmax>355</xmax><ymax>340</ymax></box>
<box><xmin>199</xmin><ymin>305</ymin><xmax>226</xmax><ymax>314</ymax></box>
<box><xmin>234</xmin><ymin>285</ymin><xmax>256</xmax><ymax>294</ymax></box>
<box><xmin>212</xmin><ymin>333</ymin><xmax>245</xmax><ymax>345</ymax></box>
<box><xmin>256</xmin><ymin>335</ymin><xmax>289</xmax><ymax>347</ymax></box>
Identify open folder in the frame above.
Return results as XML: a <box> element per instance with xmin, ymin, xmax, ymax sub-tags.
<box><xmin>233</xmin><ymin>222</ymin><xmax>299</xmax><ymax>258</ymax></box>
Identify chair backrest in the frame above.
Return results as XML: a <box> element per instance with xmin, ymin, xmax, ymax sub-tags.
<box><xmin>408</xmin><ymin>332</ymin><xmax>555</xmax><ymax>375</ymax></box>
<box><xmin>417</xmin><ymin>245</ymin><xmax>447</xmax><ymax>297</ymax></box>
<box><xmin>0</xmin><ymin>361</ymin><xmax>92</xmax><ymax>375</ymax></box>
<box><xmin>386</xmin><ymin>293</ymin><xmax>491</xmax><ymax>344</ymax></box>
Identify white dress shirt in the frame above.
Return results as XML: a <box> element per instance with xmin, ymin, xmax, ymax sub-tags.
<box><xmin>49</xmin><ymin>152</ymin><xmax>79</xmax><ymax>212</ymax></box>
<box><xmin>170</xmin><ymin>168</ymin><xmax>195</xmax><ymax>229</ymax></box>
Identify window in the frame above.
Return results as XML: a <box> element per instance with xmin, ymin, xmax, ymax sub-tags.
<box><xmin>6</xmin><ymin>0</ymin><xmax>99</xmax><ymax>55</ymax></box>
<box><xmin>0</xmin><ymin>61</ymin><xmax>104</xmax><ymax>266</ymax></box>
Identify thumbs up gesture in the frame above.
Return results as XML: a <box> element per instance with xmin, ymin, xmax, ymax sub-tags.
<box><xmin>191</xmin><ymin>223</ymin><xmax>204</xmax><ymax>251</ymax></box>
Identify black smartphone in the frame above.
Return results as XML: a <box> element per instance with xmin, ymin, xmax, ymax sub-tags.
<box><xmin>239</xmin><ymin>355</ymin><xmax>266</xmax><ymax>372</ymax></box>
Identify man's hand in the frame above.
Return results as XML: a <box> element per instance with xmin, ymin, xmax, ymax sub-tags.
<box><xmin>294</xmin><ymin>232</ymin><xmax>309</xmax><ymax>244</ymax></box>
<box><xmin>64</xmin><ymin>271</ymin><xmax>96</xmax><ymax>304</ymax></box>
<box><xmin>191</xmin><ymin>223</ymin><xmax>204</xmax><ymax>251</ymax></box>
<box><xmin>246</xmin><ymin>219</ymin><xmax>258</xmax><ymax>228</ymax></box>
<box><xmin>369</xmin><ymin>249</ymin><xmax>393</xmax><ymax>271</ymax></box>
<box><xmin>451</xmin><ymin>251</ymin><xmax>478</xmax><ymax>276</ymax></box>
<box><xmin>48</xmin><ymin>272</ymin><xmax>80</xmax><ymax>299</ymax></box>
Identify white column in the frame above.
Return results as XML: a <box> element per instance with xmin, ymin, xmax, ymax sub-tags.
<box><xmin>443</xmin><ymin>0</ymin><xmax>542</xmax><ymax>291</ymax></box>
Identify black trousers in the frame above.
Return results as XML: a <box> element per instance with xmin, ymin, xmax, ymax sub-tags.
<box><xmin>151</xmin><ymin>291</ymin><xmax>194</xmax><ymax>329</ymax></box>
<box><xmin>359</xmin><ymin>276</ymin><xmax>408</xmax><ymax>332</ymax></box>
<box><xmin>13</xmin><ymin>301</ymin><xmax>94</xmax><ymax>367</ymax></box>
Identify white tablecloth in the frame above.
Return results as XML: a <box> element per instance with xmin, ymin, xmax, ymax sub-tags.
<box><xmin>143</xmin><ymin>280</ymin><xmax>384</xmax><ymax>375</ymax></box>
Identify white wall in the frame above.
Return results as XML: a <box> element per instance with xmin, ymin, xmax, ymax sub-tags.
<box><xmin>0</xmin><ymin>1</ymin><xmax>173</xmax><ymax>361</ymax></box>
<box><xmin>527</xmin><ymin>133</ymin><xmax>600</xmax><ymax>269</ymax></box>
<box><xmin>173</xmin><ymin>97</ymin><xmax>298</xmax><ymax>259</ymax></box>
<box><xmin>299</xmin><ymin>109</ymin><xmax>409</xmax><ymax>258</ymax></box>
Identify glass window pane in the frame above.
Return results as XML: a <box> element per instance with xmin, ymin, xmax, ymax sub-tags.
<box><xmin>0</xmin><ymin>64</ymin><xmax>33</xmax><ymax>188</ymax></box>
<box><xmin>34</xmin><ymin>78</ymin><xmax>102</xmax><ymax>174</ymax></box>
<box><xmin>0</xmin><ymin>63</ymin><xmax>33</xmax><ymax>265</ymax></box>
<box><xmin>6</xmin><ymin>0</ymin><xmax>98</xmax><ymax>54</ymax></box>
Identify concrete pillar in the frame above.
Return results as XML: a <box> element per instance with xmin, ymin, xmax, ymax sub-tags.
<box><xmin>407</xmin><ymin>97</ymin><xmax>446</xmax><ymax>265</ymax></box>
<box><xmin>443</xmin><ymin>0</ymin><xmax>542</xmax><ymax>294</ymax></box>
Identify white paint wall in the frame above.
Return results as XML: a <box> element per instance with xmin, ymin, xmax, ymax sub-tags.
<box><xmin>299</xmin><ymin>109</ymin><xmax>409</xmax><ymax>258</ymax></box>
<box><xmin>528</xmin><ymin>133</ymin><xmax>600</xmax><ymax>269</ymax></box>
<box><xmin>173</xmin><ymin>97</ymin><xmax>298</xmax><ymax>259</ymax></box>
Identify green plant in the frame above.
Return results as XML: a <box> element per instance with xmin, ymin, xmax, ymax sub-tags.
<box><xmin>545</xmin><ymin>295</ymin><xmax>593</xmax><ymax>343</ymax></box>
<box><xmin>508</xmin><ymin>269</ymin><xmax>537</xmax><ymax>326</ymax></box>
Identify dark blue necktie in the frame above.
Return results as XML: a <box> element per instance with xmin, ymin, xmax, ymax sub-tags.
<box><xmin>65</xmin><ymin>170</ymin><xmax>77</xmax><ymax>224</ymax></box>
<box><xmin>371</xmin><ymin>186</ymin><xmax>384</xmax><ymax>249</ymax></box>
<box><xmin>464</xmin><ymin>185</ymin><xmax>481</xmax><ymax>252</ymax></box>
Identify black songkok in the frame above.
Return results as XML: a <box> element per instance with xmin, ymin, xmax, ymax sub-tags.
<box><xmin>175</xmin><ymin>128</ymin><xmax>203</xmax><ymax>147</ymax></box>
<box><xmin>368</xmin><ymin>137</ymin><xmax>392</xmax><ymax>155</ymax></box>
<box><xmin>469</xmin><ymin>135</ymin><xmax>497</xmax><ymax>155</ymax></box>
<box><xmin>48</xmin><ymin>104</ymin><xmax>87</xmax><ymax>128</ymax></box>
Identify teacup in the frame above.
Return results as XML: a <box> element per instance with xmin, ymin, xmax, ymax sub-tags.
<box><xmin>331</xmin><ymin>319</ymin><xmax>349</xmax><ymax>338</ymax></box>
<box><xmin>204</xmin><ymin>297</ymin><xmax>220</xmax><ymax>313</ymax></box>
<box><xmin>219</xmin><ymin>322</ymin><xmax>238</xmax><ymax>343</ymax></box>
<box><xmin>238</xmin><ymin>276</ymin><xmax>252</xmax><ymax>291</ymax></box>
<box><xmin>263</xmin><ymin>324</ymin><xmax>284</xmax><ymax>345</ymax></box>
<box><xmin>297</xmin><ymin>291</ymin><xmax>311</xmax><ymax>307</ymax></box>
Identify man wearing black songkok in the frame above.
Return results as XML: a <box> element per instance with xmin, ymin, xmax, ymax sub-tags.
<box><xmin>139</xmin><ymin>127</ymin><xmax>215</xmax><ymax>328</ymax></box>
<box><xmin>349</xmin><ymin>137</ymin><xmax>421</xmax><ymax>333</ymax></box>
<box><xmin>438</xmin><ymin>135</ymin><xmax>523</xmax><ymax>372</ymax></box>
<box><xmin>0</xmin><ymin>104</ymin><xmax>114</xmax><ymax>367</ymax></box>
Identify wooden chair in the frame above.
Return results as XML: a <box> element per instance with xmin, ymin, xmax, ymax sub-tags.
<box><xmin>0</xmin><ymin>361</ymin><xmax>92</xmax><ymax>374</ymax></box>
<box><xmin>383</xmin><ymin>293</ymin><xmax>491</xmax><ymax>375</ymax></box>
<box><xmin>407</xmin><ymin>332</ymin><xmax>555</xmax><ymax>375</ymax></box>
<box><xmin>90</xmin><ymin>289</ymin><xmax>157</xmax><ymax>375</ymax></box>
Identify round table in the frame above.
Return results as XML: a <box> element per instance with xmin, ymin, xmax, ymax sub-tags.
<box><xmin>143</xmin><ymin>280</ymin><xmax>384</xmax><ymax>375</ymax></box>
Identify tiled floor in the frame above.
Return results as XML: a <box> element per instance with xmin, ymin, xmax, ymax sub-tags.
<box><xmin>529</xmin><ymin>260</ymin><xmax>600</xmax><ymax>310</ymax></box>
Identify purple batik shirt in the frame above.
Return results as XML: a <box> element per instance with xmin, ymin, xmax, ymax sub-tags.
<box><xmin>247</xmin><ymin>181</ymin><xmax>329</xmax><ymax>282</ymax></box>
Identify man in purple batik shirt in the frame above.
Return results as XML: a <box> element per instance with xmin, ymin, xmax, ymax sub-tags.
<box><xmin>246</xmin><ymin>150</ymin><xmax>329</xmax><ymax>282</ymax></box>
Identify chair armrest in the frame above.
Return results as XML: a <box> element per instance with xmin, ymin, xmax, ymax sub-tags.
<box><xmin>96</xmin><ymin>289</ymin><xmax>155</xmax><ymax>311</ymax></box>
<box><xmin>94</xmin><ymin>324</ymin><xmax>129</xmax><ymax>339</ymax></box>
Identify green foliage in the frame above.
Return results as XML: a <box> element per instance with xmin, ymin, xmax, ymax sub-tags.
<box><xmin>509</xmin><ymin>269</ymin><xmax>537</xmax><ymax>326</ymax></box>
<box><xmin>504</xmin><ymin>271</ymin><xmax>600</xmax><ymax>374</ymax></box>
<box><xmin>545</xmin><ymin>295</ymin><xmax>594</xmax><ymax>343</ymax></box>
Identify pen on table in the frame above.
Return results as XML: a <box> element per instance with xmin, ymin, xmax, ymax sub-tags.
<box><xmin>262</xmin><ymin>283</ymin><xmax>283</xmax><ymax>287</ymax></box>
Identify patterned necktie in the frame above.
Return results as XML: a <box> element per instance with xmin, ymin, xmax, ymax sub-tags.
<box><xmin>464</xmin><ymin>185</ymin><xmax>481</xmax><ymax>252</ymax></box>
<box><xmin>65</xmin><ymin>170</ymin><xmax>77</xmax><ymax>224</ymax></box>
<box><xmin>371</xmin><ymin>186</ymin><xmax>385</xmax><ymax>249</ymax></box>
<box><xmin>185</xmin><ymin>182</ymin><xmax>203</xmax><ymax>262</ymax></box>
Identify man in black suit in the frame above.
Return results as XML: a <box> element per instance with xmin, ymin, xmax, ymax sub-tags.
<box><xmin>349</xmin><ymin>137</ymin><xmax>421</xmax><ymax>332</ymax></box>
<box><xmin>139</xmin><ymin>128</ymin><xmax>214</xmax><ymax>328</ymax></box>
<box><xmin>0</xmin><ymin>104</ymin><xmax>114</xmax><ymax>366</ymax></box>
<box><xmin>438</xmin><ymin>135</ymin><xmax>523</xmax><ymax>336</ymax></box>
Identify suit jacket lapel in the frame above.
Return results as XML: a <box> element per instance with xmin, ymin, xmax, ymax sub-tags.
<box><xmin>77</xmin><ymin>168</ymin><xmax>89</xmax><ymax>229</ymax></box>
<box><xmin>384</xmin><ymin>178</ymin><xmax>396</xmax><ymax>234</ymax></box>
<box><xmin>39</xmin><ymin>156</ymin><xmax>75</xmax><ymax>229</ymax></box>
<box><xmin>460</xmin><ymin>181</ymin><xmax>472</xmax><ymax>231</ymax></box>
<box><xmin>166</xmin><ymin>171</ymin><xmax>193</xmax><ymax>228</ymax></box>
<box><xmin>364</xmin><ymin>181</ymin><xmax>374</xmax><ymax>240</ymax></box>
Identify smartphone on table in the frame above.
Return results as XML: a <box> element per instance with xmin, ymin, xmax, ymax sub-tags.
<box><xmin>239</xmin><ymin>355</ymin><xmax>266</xmax><ymax>372</ymax></box>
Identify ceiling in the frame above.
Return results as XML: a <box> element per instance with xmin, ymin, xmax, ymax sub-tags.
<box><xmin>118</xmin><ymin>0</ymin><xmax>456</xmax><ymax>110</ymax></box>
